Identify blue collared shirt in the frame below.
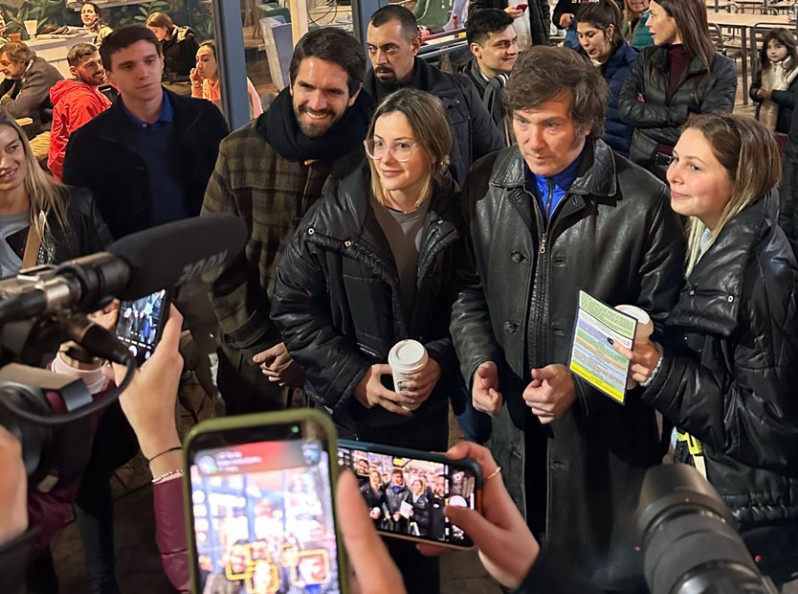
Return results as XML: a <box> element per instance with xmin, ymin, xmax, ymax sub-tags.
<box><xmin>123</xmin><ymin>90</ymin><xmax>188</xmax><ymax>225</ymax></box>
<box><xmin>524</xmin><ymin>146</ymin><xmax>585</xmax><ymax>224</ymax></box>
<box><xmin>122</xmin><ymin>88</ymin><xmax>174</xmax><ymax>128</ymax></box>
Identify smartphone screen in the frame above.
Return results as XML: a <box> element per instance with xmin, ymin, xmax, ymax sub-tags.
<box><xmin>188</xmin><ymin>422</ymin><xmax>341</xmax><ymax>594</ymax></box>
<box><xmin>115</xmin><ymin>289</ymin><xmax>169</xmax><ymax>364</ymax></box>
<box><xmin>337</xmin><ymin>440</ymin><xmax>480</xmax><ymax>549</ymax></box>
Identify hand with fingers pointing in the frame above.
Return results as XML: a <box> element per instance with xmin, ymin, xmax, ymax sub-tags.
<box><xmin>522</xmin><ymin>364</ymin><xmax>575</xmax><ymax>424</ymax></box>
<box><xmin>472</xmin><ymin>361</ymin><xmax>503</xmax><ymax>416</ymax></box>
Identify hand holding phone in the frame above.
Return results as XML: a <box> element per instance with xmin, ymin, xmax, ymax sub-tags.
<box><xmin>114</xmin><ymin>305</ymin><xmax>183</xmax><ymax>462</ymax></box>
<box><xmin>337</xmin><ymin>440</ymin><xmax>483</xmax><ymax>549</ymax></box>
<box><xmin>185</xmin><ymin>411</ymin><xmax>346</xmax><ymax>594</ymax></box>
<box><xmin>419</xmin><ymin>441</ymin><xmax>540</xmax><ymax>589</ymax></box>
<box><xmin>114</xmin><ymin>289</ymin><xmax>171</xmax><ymax>365</ymax></box>
<box><xmin>336</xmin><ymin>471</ymin><xmax>407</xmax><ymax>594</ymax></box>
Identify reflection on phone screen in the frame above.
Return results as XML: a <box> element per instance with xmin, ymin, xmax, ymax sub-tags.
<box><xmin>337</xmin><ymin>445</ymin><xmax>477</xmax><ymax>547</ymax></box>
<box><xmin>115</xmin><ymin>289</ymin><xmax>167</xmax><ymax>364</ymax></box>
<box><xmin>190</xmin><ymin>440</ymin><xmax>340</xmax><ymax>594</ymax></box>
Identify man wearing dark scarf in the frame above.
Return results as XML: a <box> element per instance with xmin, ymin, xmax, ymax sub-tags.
<box><xmin>202</xmin><ymin>28</ymin><xmax>374</xmax><ymax>415</ymax></box>
<box><xmin>364</xmin><ymin>5</ymin><xmax>504</xmax><ymax>186</ymax></box>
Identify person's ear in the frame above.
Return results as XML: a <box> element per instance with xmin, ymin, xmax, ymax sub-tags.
<box><xmin>411</xmin><ymin>34</ymin><xmax>422</xmax><ymax>56</ymax></box>
<box><xmin>606</xmin><ymin>24</ymin><xmax>614</xmax><ymax>40</ymax></box>
<box><xmin>347</xmin><ymin>83</ymin><xmax>362</xmax><ymax>107</ymax></box>
<box><xmin>470</xmin><ymin>42</ymin><xmax>482</xmax><ymax>60</ymax></box>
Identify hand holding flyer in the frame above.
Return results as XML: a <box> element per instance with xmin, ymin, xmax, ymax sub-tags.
<box><xmin>568</xmin><ymin>291</ymin><xmax>639</xmax><ymax>404</ymax></box>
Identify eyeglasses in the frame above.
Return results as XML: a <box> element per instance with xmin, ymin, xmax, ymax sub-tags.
<box><xmin>364</xmin><ymin>138</ymin><xmax>419</xmax><ymax>162</ymax></box>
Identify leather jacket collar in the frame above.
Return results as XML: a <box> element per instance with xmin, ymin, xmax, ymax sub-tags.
<box><xmin>489</xmin><ymin>138</ymin><xmax>618</xmax><ymax>198</ymax></box>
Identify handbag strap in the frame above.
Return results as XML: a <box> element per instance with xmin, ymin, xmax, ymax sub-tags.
<box><xmin>22</xmin><ymin>221</ymin><xmax>41</xmax><ymax>269</ymax></box>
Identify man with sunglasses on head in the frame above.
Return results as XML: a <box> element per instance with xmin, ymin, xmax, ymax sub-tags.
<box><xmin>201</xmin><ymin>28</ymin><xmax>373</xmax><ymax>416</ymax></box>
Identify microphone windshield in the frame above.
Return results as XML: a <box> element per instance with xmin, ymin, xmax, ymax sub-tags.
<box><xmin>107</xmin><ymin>214</ymin><xmax>247</xmax><ymax>300</ymax></box>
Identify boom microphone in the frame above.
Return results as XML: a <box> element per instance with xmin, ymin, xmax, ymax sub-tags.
<box><xmin>0</xmin><ymin>214</ymin><xmax>247</xmax><ymax>325</ymax></box>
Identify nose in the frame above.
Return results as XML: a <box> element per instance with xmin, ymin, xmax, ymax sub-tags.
<box><xmin>374</xmin><ymin>49</ymin><xmax>388</xmax><ymax>65</ymax></box>
<box><xmin>666</xmin><ymin>159</ymin><xmax>681</xmax><ymax>186</ymax></box>
<box><xmin>306</xmin><ymin>89</ymin><xmax>327</xmax><ymax>112</ymax></box>
<box><xmin>524</xmin><ymin>125</ymin><xmax>546</xmax><ymax>150</ymax></box>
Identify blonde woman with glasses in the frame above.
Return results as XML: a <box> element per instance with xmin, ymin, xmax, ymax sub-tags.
<box><xmin>272</xmin><ymin>87</ymin><xmax>462</xmax><ymax>594</ymax></box>
<box><xmin>614</xmin><ymin>113</ymin><xmax>798</xmax><ymax>587</ymax></box>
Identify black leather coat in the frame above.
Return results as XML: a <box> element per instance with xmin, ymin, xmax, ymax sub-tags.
<box><xmin>271</xmin><ymin>164</ymin><xmax>464</xmax><ymax>446</ymax></box>
<box><xmin>641</xmin><ymin>191</ymin><xmax>798</xmax><ymax>580</ymax></box>
<box><xmin>618</xmin><ymin>47</ymin><xmax>737</xmax><ymax>165</ymax></box>
<box><xmin>450</xmin><ymin>139</ymin><xmax>685</xmax><ymax>590</ymax></box>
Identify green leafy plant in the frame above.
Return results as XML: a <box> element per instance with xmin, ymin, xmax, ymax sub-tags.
<box><xmin>0</xmin><ymin>0</ymin><xmax>71</xmax><ymax>38</ymax></box>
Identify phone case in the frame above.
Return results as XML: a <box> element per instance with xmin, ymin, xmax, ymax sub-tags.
<box><xmin>337</xmin><ymin>439</ymin><xmax>483</xmax><ymax>550</ymax></box>
<box><xmin>183</xmin><ymin>410</ymin><xmax>346</xmax><ymax>594</ymax></box>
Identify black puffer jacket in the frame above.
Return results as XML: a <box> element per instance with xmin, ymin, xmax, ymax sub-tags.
<box><xmin>271</xmin><ymin>164</ymin><xmax>464</xmax><ymax>445</ymax></box>
<box><xmin>363</xmin><ymin>58</ymin><xmax>504</xmax><ymax>186</ymax></box>
<box><xmin>618</xmin><ymin>46</ymin><xmax>737</xmax><ymax>165</ymax></box>
<box><xmin>5</xmin><ymin>186</ymin><xmax>112</xmax><ymax>267</ymax></box>
<box><xmin>640</xmin><ymin>191</ymin><xmax>798</xmax><ymax>580</ymax></box>
<box><xmin>450</xmin><ymin>139</ymin><xmax>685</xmax><ymax>591</ymax></box>
<box><xmin>780</xmin><ymin>86</ymin><xmax>798</xmax><ymax>254</ymax></box>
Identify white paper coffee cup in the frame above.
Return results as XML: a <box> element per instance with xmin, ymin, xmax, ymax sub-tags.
<box><xmin>614</xmin><ymin>305</ymin><xmax>654</xmax><ymax>342</ymax></box>
<box><xmin>388</xmin><ymin>339</ymin><xmax>428</xmax><ymax>411</ymax></box>
<box><xmin>615</xmin><ymin>305</ymin><xmax>654</xmax><ymax>388</ymax></box>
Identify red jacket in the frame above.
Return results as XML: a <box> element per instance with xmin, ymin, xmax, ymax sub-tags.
<box><xmin>48</xmin><ymin>79</ymin><xmax>111</xmax><ymax>180</ymax></box>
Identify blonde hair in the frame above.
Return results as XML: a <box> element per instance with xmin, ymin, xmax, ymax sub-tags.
<box><xmin>681</xmin><ymin>114</ymin><xmax>781</xmax><ymax>274</ymax></box>
<box><xmin>0</xmin><ymin>114</ymin><xmax>69</xmax><ymax>240</ymax></box>
<box><xmin>366</xmin><ymin>88</ymin><xmax>452</xmax><ymax>209</ymax></box>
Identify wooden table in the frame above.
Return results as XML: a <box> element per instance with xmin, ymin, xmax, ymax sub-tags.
<box><xmin>706</xmin><ymin>11</ymin><xmax>793</xmax><ymax>104</ymax></box>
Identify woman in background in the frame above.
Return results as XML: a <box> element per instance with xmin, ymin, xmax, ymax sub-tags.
<box><xmin>190</xmin><ymin>41</ymin><xmax>263</xmax><ymax>120</ymax></box>
<box><xmin>576</xmin><ymin>0</ymin><xmax>638</xmax><ymax>155</ymax></box>
<box><xmin>621</xmin><ymin>0</ymin><xmax>652</xmax><ymax>48</ymax></box>
<box><xmin>615</xmin><ymin>113</ymin><xmax>798</xmax><ymax>587</ymax></box>
<box><xmin>80</xmin><ymin>2</ymin><xmax>113</xmax><ymax>47</ymax></box>
<box><xmin>618</xmin><ymin>0</ymin><xmax>736</xmax><ymax>180</ymax></box>
<box><xmin>145</xmin><ymin>12</ymin><xmax>199</xmax><ymax>79</ymax></box>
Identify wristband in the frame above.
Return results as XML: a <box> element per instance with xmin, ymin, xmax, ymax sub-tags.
<box><xmin>147</xmin><ymin>445</ymin><xmax>182</xmax><ymax>463</ymax></box>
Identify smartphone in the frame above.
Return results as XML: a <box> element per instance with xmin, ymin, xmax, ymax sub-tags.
<box><xmin>114</xmin><ymin>289</ymin><xmax>170</xmax><ymax>365</ymax></box>
<box><xmin>184</xmin><ymin>411</ymin><xmax>345</xmax><ymax>594</ymax></box>
<box><xmin>337</xmin><ymin>439</ymin><xmax>482</xmax><ymax>549</ymax></box>
<box><xmin>516</xmin><ymin>3</ymin><xmax>528</xmax><ymax>10</ymax></box>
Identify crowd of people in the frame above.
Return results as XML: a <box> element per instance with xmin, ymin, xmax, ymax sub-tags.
<box><xmin>1</xmin><ymin>0</ymin><xmax>798</xmax><ymax>593</ymax></box>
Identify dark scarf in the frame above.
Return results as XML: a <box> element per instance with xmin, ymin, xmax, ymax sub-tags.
<box><xmin>262</xmin><ymin>86</ymin><xmax>373</xmax><ymax>162</ymax></box>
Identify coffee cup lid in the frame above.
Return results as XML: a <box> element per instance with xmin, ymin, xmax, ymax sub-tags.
<box><xmin>392</xmin><ymin>340</ymin><xmax>426</xmax><ymax>365</ymax></box>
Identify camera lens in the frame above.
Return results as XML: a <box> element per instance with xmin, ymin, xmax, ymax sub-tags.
<box><xmin>636</xmin><ymin>465</ymin><xmax>777</xmax><ymax>594</ymax></box>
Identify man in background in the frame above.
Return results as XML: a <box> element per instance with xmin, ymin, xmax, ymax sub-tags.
<box><xmin>458</xmin><ymin>8</ymin><xmax>518</xmax><ymax>142</ymax></box>
<box><xmin>48</xmin><ymin>43</ymin><xmax>111</xmax><ymax>180</ymax></box>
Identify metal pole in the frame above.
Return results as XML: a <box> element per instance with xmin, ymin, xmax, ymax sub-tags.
<box><xmin>212</xmin><ymin>0</ymin><xmax>251</xmax><ymax>131</ymax></box>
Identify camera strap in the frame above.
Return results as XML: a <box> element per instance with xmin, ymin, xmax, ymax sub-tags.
<box><xmin>22</xmin><ymin>221</ymin><xmax>42</xmax><ymax>269</ymax></box>
<box><xmin>676</xmin><ymin>430</ymin><xmax>707</xmax><ymax>479</ymax></box>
